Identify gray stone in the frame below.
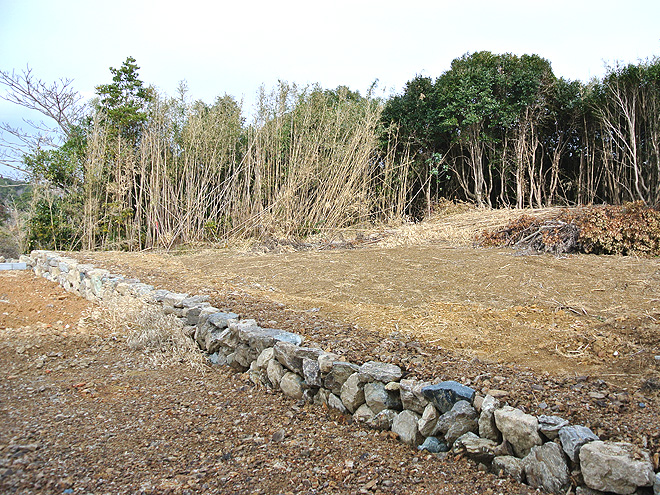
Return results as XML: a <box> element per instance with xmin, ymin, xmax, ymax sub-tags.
<box><xmin>324</xmin><ymin>361</ymin><xmax>360</xmax><ymax>395</ymax></box>
<box><xmin>366</xmin><ymin>409</ymin><xmax>398</xmax><ymax>431</ymax></box>
<box><xmin>207</xmin><ymin>311</ymin><xmax>239</xmax><ymax>329</ymax></box>
<box><xmin>478</xmin><ymin>394</ymin><xmax>502</xmax><ymax>442</ymax></box>
<box><xmin>302</xmin><ymin>358</ymin><xmax>322</xmax><ymax>387</ymax></box>
<box><xmin>522</xmin><ymin>442</ymin><xmax>570</xmax><ymax>494</ymax></box>
<box><xmin>452</xmin><ymin>432</ymin><xmax>499</xmax><ymax>464</ymax></box>
<box><xmin>434</xmin><ymin>400</ymin><xmax>478</xmax><ymax>447</ymax></box>
<box><xmin>418</xmin><ymin>436</ymin><xmax>449</xmax><ymax>454</ymax></box>
<box><xmin>239</xmin><ymin>324</ymin><xmax>302</xmax><ymax>353</ymax></box>
<box><xmin>558</xmin><ymin>425</ymin><xmax>599</xmax><ymax>463</ymax></box>
<box><xmin>399</xmin><ymin>379</ymin><xmax>430</xmax><ymax>414</ymax></box>
<box><xmin>204</xmin><ymin>328</ymin><xmax>235</xmax><ymax>354</ymax></box>
<box><xmin>392</xmin><ymin>410</ymin><xmax>422</xmax><ymax>446</ymax></box>
<box><xmin>279</xmin><ymin>372</ymin><xmax>305</xmax><ymax>400</ymax></box>
<box><xmin>181</xmin><ymin>294</ymin><xmax>210</xmax><ymax>308</ymax></box>
<box><xmin>575</xmin><ymin>487</ymin><xmax>607</xmax><ymax>495</ymax></box>
<box><xmin>421</xmin><ymin>381</ymin><xmax>475</xmax><ymax>413</ymax></box>
<box><xmin>162</xmin><ymin>292</ymin><xmax>189</xmax><ymax>307</ymax></box>
<box><xmin>353</xmin><ymin>404</ymin><xmax>375</xmax><ymax>423</ymax></box>
<box><xmin>359</xmin><ymin>361</ymin><xmax>403</xmax><ymax>383</ymax></box>
<box><xmin>274</xmin><ymin>341</ymin><xmax>322</xmax><ymax>375</ymax></box>
<box><xmin>364</xmin><ymin>382</ymin><xmax>402</xmax><ymax>414</ymax></box>
<box><xmin>317</xmin><ymin>352</ymin><xmax>341</xmax><ymax>373</ymax></box>
<box><xmin>580</xmin><ymin>441</ymin><xmax>654</xmax><ymax>495</ymax></box>
<box><xmin>493</xmin><ymin>406</ymin><xmax>542</xmax><ymax>458</ymax></box>
<box><xmin>256</xmin><ymin>347</ymin><xmax>275</xmax><ymax>371</ymax></box>
<box><xmin>417</xmin><ymin>403</ymin><xmax>439</xmax><ymax>437</ymax></box>
<box><xmin>654</xmin><ymin>472</ymin><xmax>660</xmax><ymax>495</ymax></box>
<box><xmin>340</xmin><ymin>372</ymin><xmax>368</xmax><ymax>413</ymax></box>
<box><xmin>266</xmin><ymin>359</ymin><xmax>286</xmax><ymax>389</ymax></box>
<box><xmin>492</xmin><ymin>455</ymin><xmax>524</xmax><ymax>483</ymax></box>
<box><xmin>328</xmin><ymin>393</ymin><xmax>348</xmax><ymax>414</ymax></box>
<box><xmin>208</xmin><ymin>352</ymin><xmax>227</xmax><ymax>366</ymax></box>
<box><xmin>538</xmin><ymin>415</ymin><xmax>570</xmax><ymax>440</ymax></box>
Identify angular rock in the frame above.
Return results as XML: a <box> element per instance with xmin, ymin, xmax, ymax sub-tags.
<box><xmin>418</xmin><ymin>436</ymin><xmax>448</xmax><ymax>454</ymax></box>
<box><xmin>162</xmin><ymin>292</ymin><xmax>189</xmax><ymax>308</ymax></box>
<box><xmin>452</xmin><ymin>432</ymin><xmax>499</xmax><ymax>464</ymax></box>
<box><xmin>493</xmin><ymin>406</ymin><xmax>542</xmax><ymax>458</ymax></box>
<box><xmin>324</xmin><ymin>361</ymin><xmax>360</xmax><ymax>395</ymax></box>
<box><xmin>181</xmin><ymin>294</ymin><xmax>210</xmax><ymax>308</ymax></box>
<box><xmin>478</xmin><ymin>394</ymin><xmax>502</xmax><ymax>442</ymax></box>
<box><xmin>313</xmin><ymin>388</ymin><xmax>329</xmax><ymax>406</ymax></box>
<box><xmin>302</xmin><ymin>358</ymin><xmax>322</xmax><ymax>387</ymax></box>
<box><xmin>434</xmin><ymin>400</ymin><xmax>478</xmax><ymax>446</ymax></box>
<box><xmin>328</xmin><ymin>393</ymin><xmax>348</xmax><ymax>414</ymax></box>
<box><xmin>364</xmin><ymin>382</ymin><xmax>402</xmax><ymax>414</ymax></box>
<box><xmin>205</xmin><ymin>328</ymin><xmax>235</xmax><ymax>354</ymax></box>
<box><xmin>522</xmin><ymin>442</ymin><xmax>570</xmax><ymax>494</ymax></box>
<box><xmin>239</xmin><ymin>324</ymin><xmax>302</xmax><ymax>353</ymax></box>
<box><xmin>266</xmin><ymin>359</ymin><xmax>286</xmax><ymax>389</ymax></box>
<box><xmin>279</xmin><ymin>372</ymin><xmax>305</xmax><ymax>400</ymax></box>
<box><xmin>256</xmin><ymin>347</ymin><xmax>275</xmax><ymax>371</ymax></box>
<box><xmin>654</xmin><ymin>472</ymin><xmax>660</xmax><ymax>495</ymax></box>
<box><xmin>340</xmin><ymin>372</ymin><xmax>368</xmax><ymax>413</ymax></box>
<box><xmin>422</xmin><ymin>381</ymin><xmax>475</xmax><ymax>413</ymax></box>
<box><xmin>359</xmin><ymin>361</ymin><xmax>403</xmax><ymax>383</ymax></box>
<box><xmin>417</xmin><ymin>403</ymin><xmax>439</xmax><ymax>437</ymax></box>
<box><xmin>274</xmin><ymin>342</ymin><xmax>322</xmax><ymax>375</ymax></box>
<box><xmin>558</xmin><ymin>425</ymin><xmax>599</xmax><ymax>463</ymax></box>
<box><xmin>538</xmin><ymin>415</ymin><xmax>569</xmax><ymax>440</ymax></box>
<box><xmin>317</xmin><ymin>352</ymin><xmax>340</xmax><ymax>373</ymax></box>
<box><xmin>353</xmin><ymin>404</ymin><xmax>375</xmax><ymax>423</ymax></box>
<box><xmin>580</xmin><ymin>441</ymin><xmax>654</xmax><ymax>495</ymax></box>
<box><xmin>399</xmin><ymin>379</ymin><xmax>430</xmax><ymax>414</ymax></box>
<box><xmin>392</xmin><ymin>410</ymin><xmax>422</xmax><ymax>446</ymax></box>
<box><xmin>492</xmin><ymin>455</ymin><xmax>524</xmax><ymax>483</ymax></box>
<box><xmin>366</xmin><ymin>409</ymin><xmax>398</xmax><ymax>431</ymax></box>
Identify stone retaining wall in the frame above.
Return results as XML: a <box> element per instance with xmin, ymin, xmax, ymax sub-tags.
<box><xmin>27</xmin><ymin>250</ymin><xmax>659</xmax><ymax>495</ymax></box>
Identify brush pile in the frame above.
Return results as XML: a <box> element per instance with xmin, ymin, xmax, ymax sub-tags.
<box><xmin>477</xmin><ymin>202</ymin><xmax>660</xmax><ymax>256</ymax></box>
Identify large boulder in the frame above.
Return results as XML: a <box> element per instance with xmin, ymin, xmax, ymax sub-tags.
<box><xmin>421</xmin><ymin>381</ymin><xmax>475</xmax><ymax>413</ymax></box>
<box><xmin>493</xmin><ymin>406</ymin><xmax>542</xmax><ymax>458</ymax></box>
<box><xmin>324</xmin><ymin>361</ymin><xmax>360</xmax><ymax>395</ymax></box>
<box><xmin>417</xmin><ymin>403</ymin><xmax>439</xmax><ymax>437</ymax></box>
<box><xmin>279</xmin><ymin>372</ymin><xmax>305</xmax><ymax>400</ymax></box>
<box><xmin>274</xmin><ymin>342</ymin><xmax>322</xmax><ymax>375</ymax></box>
<box><xmin>359</xmin><ymin>361</ymin><xmax>403</xmax><ymax>383</ymax></box>
<box><xmin>538</xmin><ymin>415</ymin><xmax>569</xmax><ymax>440</ymax></box>
<box><xmin>492</xmin><ymin>455</ymin><xmax>524</xmax><ymax>483</ymax></box>
<box><xmin>558</xmin><ymin>425</ymin><xmax>599</xmax><ymax>463</ymax></box>
<box><xmin>364</xmin><ymin>382</ymin><xmax>402</xmax><ymax>414</ymax></box>
<box><xmin>340</xmin><ymin>372</ymin><xmax>368</xmax><ymax>413</ymax></box>
<box><xmin>399</xmin><ymin>379</ymin><xmax>430</xmax><ymax>414</ymax></box>
<box><xmin>521</xmin><ymin>442</ymin><xmax>570</xmax><ymax>494</ymax></box>
<box><xmin>434</xmin><ymin>400</ymin><xmax>478</xmax><ymax>446</ymax></box>
<box><xmin>579</xmin><ymin>441</ymin><xmax>654</xmax><ymax>494</ymax></box>
<box><xmin>452</xmin><ymin>432</ymin><xmax>498</xmax><ymax>464</ymax></box>
<box><xmin>392</xmin><ymin>410</ymin><xmax>422</xmax><ymax>446</ymax></box>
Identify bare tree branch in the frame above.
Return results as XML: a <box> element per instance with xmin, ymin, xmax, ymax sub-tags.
<box><xmin>0</xmin><ymin>66</ymin><xmax>83</xmax><ymax>137</ymax></box>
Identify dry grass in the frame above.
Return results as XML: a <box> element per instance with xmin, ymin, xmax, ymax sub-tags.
<box><xmin>90</xmin><ymin>295</ymin><xmax>208</xmax><ymax>372</ymax></box>
<box><xmin>375</xmin><ymin>204</ymin><xmax>565</xmax><ymax>249</ymax></box>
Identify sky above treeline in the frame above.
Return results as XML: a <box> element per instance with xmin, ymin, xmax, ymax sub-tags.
<box><xmin>0</xmin><ymin>0</ymin><xmax>659</xmax><ymax>177</ymax></box>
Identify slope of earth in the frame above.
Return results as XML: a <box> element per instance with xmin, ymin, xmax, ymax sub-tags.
<box><xmin>0</xmin><ymin>271</ymin><xmax>534</xmax><ymax>494</ymax></box>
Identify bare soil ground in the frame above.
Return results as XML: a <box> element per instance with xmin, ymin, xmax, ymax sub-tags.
<box><xmin>2</xmin><ymin>206</ymin><xmax>660</xmax><ymax>494</ymax></box>
<box><xmin>0</xmin><ymin>271</ymin><xmax>533</xmax><ymax>494</ymax></box>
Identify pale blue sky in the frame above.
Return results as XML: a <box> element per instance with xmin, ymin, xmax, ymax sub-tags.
<box><xmin>1</xmin><ymin>0</ymin><xmax>659</xmax><ymax>176</ymax></box>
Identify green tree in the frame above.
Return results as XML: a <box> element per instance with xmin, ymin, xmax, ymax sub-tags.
<box><xmin>95</xmin><ymin>56</ymin><xmax>154</xmax><ymax>143</ymax></box>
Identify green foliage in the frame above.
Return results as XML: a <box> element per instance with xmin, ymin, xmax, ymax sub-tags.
<box><xmin>25</xmin><ymin>197</ymin><xmax>79</xmax><ymax>251</ymax></box>
<box><xmin>95</xmin><ymin>56</ymin><xmax>154</xmax><ymax>142</ymax></box>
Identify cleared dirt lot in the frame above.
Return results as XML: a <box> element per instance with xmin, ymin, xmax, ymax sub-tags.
<box><xmin>78</xmin><ymin>208</ymin><xmax>660</xmax><ymax>387</ymax></box>
<box><xmin>3</xmin><ymin>207</ymin><xmax>660</xmax><ymax>493</ymax></box>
